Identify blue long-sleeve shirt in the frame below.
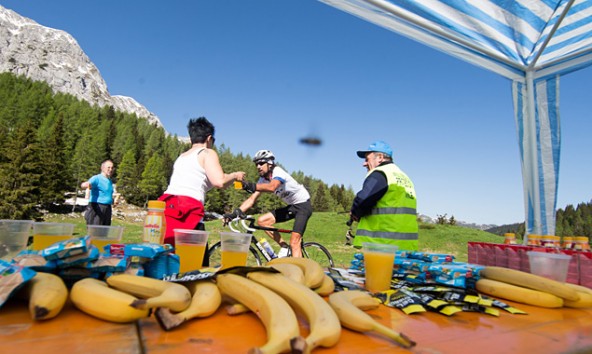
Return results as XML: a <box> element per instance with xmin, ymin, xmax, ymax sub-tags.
<box><xmin>350</xmin><ymin>162</ymin><xmax>391</xmax><ymax>220</ymax></box>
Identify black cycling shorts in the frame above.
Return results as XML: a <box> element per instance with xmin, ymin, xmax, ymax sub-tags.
<box><xmin>271</xmin><ymin>200</ymin><xmax>312</xmax><ymax>235</ymax></box>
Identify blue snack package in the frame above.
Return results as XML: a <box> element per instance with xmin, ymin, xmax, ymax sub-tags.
<box><xmin>124</xmin><ymin>243</ymin><xmax>173</xmax><ymax>259</ymax></box>
<box><xmin>12</xmin><ymin>250</ymin><xmax>58</xmax><ymax>272</ymax></box>
<box><xmin>88</xmin><ymin>254</ymin><xmax>130</xmax><ymax>273</ymax></box>
<box><xmin>56</xmin><ymin>245</ymin><xmax>100</xmax><ymax>268</ymax></box>
<box><xmin>41</xmin><ymin>235</ymin><xmax>91</xmax><ymax>261</ymax></box>
<box><xmin>144</xmin><ymin>253</ymin><xmax>180</xmax><ymax>279</ymax></box>
<box><xmin>0</xmin><ymin>259</ymin><xmax>37</xmax><ymax>308</ymax></box>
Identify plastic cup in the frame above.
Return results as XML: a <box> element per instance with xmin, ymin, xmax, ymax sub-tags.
<box><xmin>87</xmin><ymin>225</ymin><xmax>124</xmax><ymax>250</ymax></box>
<box><xmin>0</xmin><ymin>220</ymin><xmax>34</xmax><ymax>261</ymax></box>
<box><xmin>234</xmin><ymin>181</ymin><xmax>243</xmax><ymax>189</ymax></box>
<box><xmin>174</xmin><ymin>229</ymin><xmax>209</xmax><ymax>272</ymax></box>
<box><xmin>527</xmin><ymin>251</ymin><xmax>571</xmax><ymax>282</ymax></box>
<box><xmin>220</xmin><ymin>232</ymin><xmax>252</xmax><ymax>269</ymax></box>
<box><xmin>363</xmin><ymin>242</ymin><xmax>398</xmax><ymax>292</ymax></box>
<box><xmin>32</xmin><ymin>222</ymin><xmax>75</xmax><ymax>251</ymax></box>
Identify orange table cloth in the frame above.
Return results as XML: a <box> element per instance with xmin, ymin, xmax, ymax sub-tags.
<box><xmin>2</xmin><ymin>296</ymin><xmax>592</xmax><ymax>353</ymax></box>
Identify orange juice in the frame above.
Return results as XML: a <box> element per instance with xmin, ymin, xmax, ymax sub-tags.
<box><xmin>32</xmin><ymin>234</ymin><xmax>73</xmax><ymax>251</ymax></box>
<box><xmin>221</xmin><ymin>250</ymin><xmax>248</xmax><ymax>269</ymax></box>
<box><xmin>91</xmin><ymin>238</ymin><xmax>115</xmax><ymax>251</ymax></box>
<box><xmin>176</xmin><ymin>243</ymin><xmax>207</xmax><ymax>272</ymax></box>
<box><xmin>234</xmin><ymin>181</ymin><xmax>243</xmax><ymax>189</ymax></box>
<box><xmin>363</xmin><ymin>251</ymin><xmax>395</xmax><ymax>292</ymax></box>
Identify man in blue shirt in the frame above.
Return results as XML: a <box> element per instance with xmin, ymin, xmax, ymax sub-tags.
<box><xmin>81</xmin><ymin>159</ymin><xmax>115</xmax><ymax>225</ymax></box>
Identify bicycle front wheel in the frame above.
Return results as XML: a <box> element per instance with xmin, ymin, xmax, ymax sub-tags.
<box><xmin>207</xmin><ymin>241</ymin><xmax>263</xmax><ymax>268</ymax></box>
<box><xmin>303</xmin><ymin>242</ymin><xmax>334</xmax><ymax>268</ymax></box>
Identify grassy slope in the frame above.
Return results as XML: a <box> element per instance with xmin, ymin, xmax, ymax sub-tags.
<box><xmin>46</xmin><ymin>212</ymin><xmax>504</xmax><ymax>268</ymax></box>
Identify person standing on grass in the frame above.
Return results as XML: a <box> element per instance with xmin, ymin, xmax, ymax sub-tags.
<box><xmin>81</xmin><ymin>159</ymin><xmax>116</xmax><ymax>226</ymax></box>
<box><xmin>350</xmin><ymin>140</ymin><xmax>418</xmax><ymax>251</ymax></box>
<box><xmin>159</xmin><ymin>117</ymin><xmax>245</xmax><ymax>248</ymax></box>
<box><xmin>224</xmin><ymin>150</ymin><xmax>312</xmax><ymax>258</ymax></box>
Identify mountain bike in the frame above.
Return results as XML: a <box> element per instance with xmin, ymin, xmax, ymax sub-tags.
<box><xmin>207</xmin><ymin>216</ymin><xmax>334</xmax><ymax>268</ymax></box>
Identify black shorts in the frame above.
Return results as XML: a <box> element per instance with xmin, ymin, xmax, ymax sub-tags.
<box><xmin>271</xmin><ymin>200</ymin><xmax>312</xmax><ymax>235</ymax></box>
<box><xmin>85</xmin><ymin>203</ymin><xmax>112</xmax><ymax>226</ymax></box>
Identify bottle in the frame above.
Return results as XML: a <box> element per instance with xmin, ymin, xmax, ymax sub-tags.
<box><xmin>503</xmin><ymin>233</ymin><xmax>516</xmax><ymax>245</ymax></box>
<box><xmin>143</xmin><ymin>200</ymin><xmax>167</xmax><ymax>244</ymax></box>
<box><xmin>258</xmin><ymin>238</ymin><xmax>277</xmax><ymax>259</ymax></box>
<box><xmin>562</xmin><ymin>236</ymin><xmax>574</xmax><ymax>250</ymax></box>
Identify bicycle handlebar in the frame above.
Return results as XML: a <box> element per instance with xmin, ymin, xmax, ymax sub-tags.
<box><xmin>226</xmin><ymin>216</ymin><xmax>293</xmax><ymax>234</ymax></box>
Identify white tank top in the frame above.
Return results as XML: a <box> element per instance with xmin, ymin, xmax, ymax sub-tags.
<box><xmin>164</xmin><ymin>147</ymin><xmax>212</xmax><ymax>202</ymax></box>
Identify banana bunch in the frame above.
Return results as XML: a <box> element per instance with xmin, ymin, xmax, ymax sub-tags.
<box><xmin>267</xmin><ymin>257</ymin><xmax>325</xmax><ymax>289</ymax></box>
<box><xmin>328</xmin><ymin>290</ymin><xmax>416</xmax><ymax>349</ymax></box>
<box><xmin>216</xmin><ymin>273</ymin><xmax>301</xmax><ymax>354</ymax></box>
<box><xmin>477</xmin><ymin>266</ymin><xmax>592</xmax><ymax>308</ymax></box>
<box><xmin>70</xmin><ymin>278</ymin><xmax>150</xmax><ymax>323</ymax></box>
<box><xmin>18</xmin><ymin>272</ymin><xmax>68</xmax><ymax>320</ymax></box>
<box><xmin>155</xmin><ymin>280</ymin><xmax>221</xmax><ymax>331</ymax></box>
<box><xmin>106</xmin><ymin>274</ymin><xmax>192</xmax><ymax>312</ymax></box>
<box><xmin>247</xmin><ymin>270</ymin><xmax>341</xmax><ymax>353</ymax></box>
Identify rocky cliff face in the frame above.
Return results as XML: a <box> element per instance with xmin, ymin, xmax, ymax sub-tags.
<box><xmin>0</xmin><ymin>5</ymin><xmax>162</xmax><ymax>127</ymax></box>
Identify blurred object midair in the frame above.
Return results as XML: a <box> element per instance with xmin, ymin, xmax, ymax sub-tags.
<box><xmin>299</xmin><ymin>136</ymin><xmax>322</xmax><ymax>146</ymax></box>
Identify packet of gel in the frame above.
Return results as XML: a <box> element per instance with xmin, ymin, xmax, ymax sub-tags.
<box><xmin>41</xmin><ymin>235</ymin><xmax>91</xmax><ymax>261</ymax></box>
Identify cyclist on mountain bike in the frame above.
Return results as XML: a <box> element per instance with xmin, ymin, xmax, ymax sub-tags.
<box><xmin>223</xmin><ymin>150</ymin><xmax>312</xmax><ymax>258</ymax></box>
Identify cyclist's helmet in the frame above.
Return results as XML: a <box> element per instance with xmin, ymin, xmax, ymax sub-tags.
<box><xmin>253</xmin><ymin>149</ymin><xmax>275</xmax><ymax>165</ymax></box>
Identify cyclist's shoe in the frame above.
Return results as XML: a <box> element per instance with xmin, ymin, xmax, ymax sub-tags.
<box><xmin>345</xmin><ymin>230</ymin><xmax>355</xmax><ymax>246</ymax></box>
<box><xmin>277</xmin><ymin>246</ymin><xmax>290</xmax><ymax>258</ymax></box>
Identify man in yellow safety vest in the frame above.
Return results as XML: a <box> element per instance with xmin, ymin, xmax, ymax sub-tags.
<box><xmin>350</xmin><ymin>140</ymin><xmax>418</xmax><ymax>251</ymax></box>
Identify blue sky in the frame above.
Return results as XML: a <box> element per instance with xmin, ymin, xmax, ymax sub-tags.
<box><xmin>3</xmin><ymin>0</ymin><xmax>591</xmax><ymax>225</ymax></box>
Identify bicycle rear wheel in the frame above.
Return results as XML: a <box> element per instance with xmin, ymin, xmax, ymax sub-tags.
<box><xmin>207</xmin><ymin>241</ymin><xmax>263</xmax><ymax>268</ymax></box>
<box><xmin>302</xmin><ymin>242</ymin><xmax>334</xmax><ymax>268</ymax></box>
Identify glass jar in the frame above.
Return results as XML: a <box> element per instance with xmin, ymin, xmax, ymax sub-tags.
<box><xmin>143</xmin><ymin>200</ymin><xmax>167</xmax><ymax>244</ymax></box>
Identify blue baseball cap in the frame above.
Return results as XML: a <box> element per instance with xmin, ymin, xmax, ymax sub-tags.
<box><xmin>356</xmin><ymin>140</ymin><xmax>393</xmax><ymax>158</ymax></box>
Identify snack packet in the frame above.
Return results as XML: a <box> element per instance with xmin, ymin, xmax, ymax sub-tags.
<box><xmin>0</xmin><ymin>259</ymin><xmax>36</xmax><ymax>308</ymax></box>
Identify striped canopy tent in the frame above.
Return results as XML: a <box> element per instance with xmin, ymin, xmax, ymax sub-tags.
<box><xmin>320</xmin><ymin>0</ymin><xmax>592</xmax><ymax>240</ymax></box>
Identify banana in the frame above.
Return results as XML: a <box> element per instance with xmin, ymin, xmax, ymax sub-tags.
<box><xmin>18</xmin><ymin>272</ymin><xmax>68</xmax><ymax>320</ymax></box>
<box><xmin>155</xmin><ymin>280</ymin><xmax>222</xmax><ymax>330</ymax></box>
<box><xmin>247</xmin><ymin>271</ymin><xmax>341</xmax><ymax>353</ymax></box>
<box><xmin>216</xmin><ymin>273</ymin><xmax>301</xmax><ymax>354</ymax></box>
<box><xmin>70</xmin><ymin>278</ymin><xmax>150</xmax><ymax>323</ymax></box>
<box><xmin>267</xmin><ymin>257</ymin><xmax>324</xmax><ymax>289</ymax></box>
<box><xmin>106</xmin><ymin>274</ymin><xmax>191</xmax><ymax>312</ymax></box>
<box><xmin>226</xmin><ymin>302</ymin><xmax>251</xmax><ymax>315</ymax></box>
<box><xmin>268</xmin><ymin>263</ymin><xmax>306</xmax><ymax>285</ymax></box>
<box><xmin>480</xmin><ymin>266</ymin><xmax>579</xmax><ymax>301</ymax></box>
<box><xmin>563</xmin><ymin>289</ymin><xmax>592</xmax><ymax>308</ymax></box>
<box><xmin>328</xmin><ymin>290</ymin><xmax>416</xmax><ymax>349</ymax></box>
<box><xmin>476</xmin><ymin>278</ymin><xmax>564</xmax><ymax>308</ymax></box>
<box><xmin>313</xmin><ymin>274</ymin><xmax>335</xmax><ymax>296</ymax></box>
<box><xmin>564</xmin><ymin>282</ymin><xmax>592</xmax><ymax>295</ymax></box>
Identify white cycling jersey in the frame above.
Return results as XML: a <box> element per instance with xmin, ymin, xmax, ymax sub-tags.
<box><xmin>258</xmin><ymin>166</ymin><xmax>310</xmax><ymax>205</ymax></box>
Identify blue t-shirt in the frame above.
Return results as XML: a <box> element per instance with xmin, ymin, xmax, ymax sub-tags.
<box><xmin>88</xmin><ymin>174</ymin><xmax>113</xmax><ymax>205</ymax></box>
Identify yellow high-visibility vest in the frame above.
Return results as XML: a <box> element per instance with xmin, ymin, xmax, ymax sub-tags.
<box><xmin>354</xmin><ymin>163</ymin><xmax>418</xmax><ymax>251</ymax></box>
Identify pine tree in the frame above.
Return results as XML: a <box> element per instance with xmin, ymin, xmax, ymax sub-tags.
<box><xmin>39</xmin><ymin>112</ymin><xmax>72</xmax><ymax>207</ymax></box>
<box><xmin>0</xmin><ymin>124</ymin><xmax>43</xmax><ymax>219</ymax></box>
<box><xmin>139</xmin><ymin>154</ymin><xmax>167</xmax><ymax>202</ymax></box>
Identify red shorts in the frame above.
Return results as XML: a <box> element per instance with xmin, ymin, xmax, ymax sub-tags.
<box><xmin>158</xmin><ymin>194</ymin><xmax>205</xmax><ymax>246</ymax></box>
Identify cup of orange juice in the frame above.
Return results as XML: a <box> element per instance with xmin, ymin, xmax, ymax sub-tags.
<box><xmin>220</xmin><ymin>232</ymin><xmax>252</xmax><ymax>269</ymax></box>
<box><xmin>362</xmin><ymin>242</ymin><xmax>398</xmax><ymax>293</ymax></box>
<box><xmin>32</xmin><ymin>222</ymin><xmax>75</xmax><ymax>251</ymax></box>
<box><xmin>234</xmin><ymin>180</ymin><xmax>243</xmax><ymax>189</ymax></box>
<box><xmin>174</xmin><ymin>229</ymin><xmax>209</xmax><ymax>272</ymax></box>
<box><xmin>0</xmin><ymin>220</ymin><xmax>33</xmax><ymax>261</ymax></box>
<box><xmin>87</xmin><ymin>225</ymin><xmax>124</xmax><ymax>251</ymax></box>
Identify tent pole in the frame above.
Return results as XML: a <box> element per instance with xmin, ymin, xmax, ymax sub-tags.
<box><xmin>524</xmin><ymin>70</ymin><xmax>540</xmax><ymax>244</ymax></box>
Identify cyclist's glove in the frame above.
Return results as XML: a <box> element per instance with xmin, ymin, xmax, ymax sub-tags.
<box><xmin>224</xmin><ymin>208</ymin><xmax>246</xmax><ymax>221</ymax></box>
<box><xmin>242</xmin><ymin>181</ymin><xmax>257</xmax><ymax>194</ymax></box>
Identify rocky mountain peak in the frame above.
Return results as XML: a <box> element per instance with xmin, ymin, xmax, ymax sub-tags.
<box><xmin>0</xmin><ymin>5</ymin><xmax>162</xmax><ymax>127</ymax></box>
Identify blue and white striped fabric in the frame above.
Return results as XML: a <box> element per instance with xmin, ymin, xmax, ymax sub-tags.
<box><xmin>320</xmin><ymin>0</ymin><xmax>592</xmax><ymax>238</ymax></box>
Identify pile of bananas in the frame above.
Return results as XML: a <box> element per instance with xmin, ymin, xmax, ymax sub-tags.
<box><xmin>477</xmin><ymin>266</ymin><xmax>592</xmax><ymax>308</ymax></box>
<box><xmin>18</xmin><ymin>257</ymin><xmax>415</xmax><ymax>353</ymax></box>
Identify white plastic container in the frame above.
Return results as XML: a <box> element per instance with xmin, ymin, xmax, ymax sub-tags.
<box><xmin>527</xmin><ymin>251</ymin><xmax>571</xmax><ymax>282</ymax></box>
